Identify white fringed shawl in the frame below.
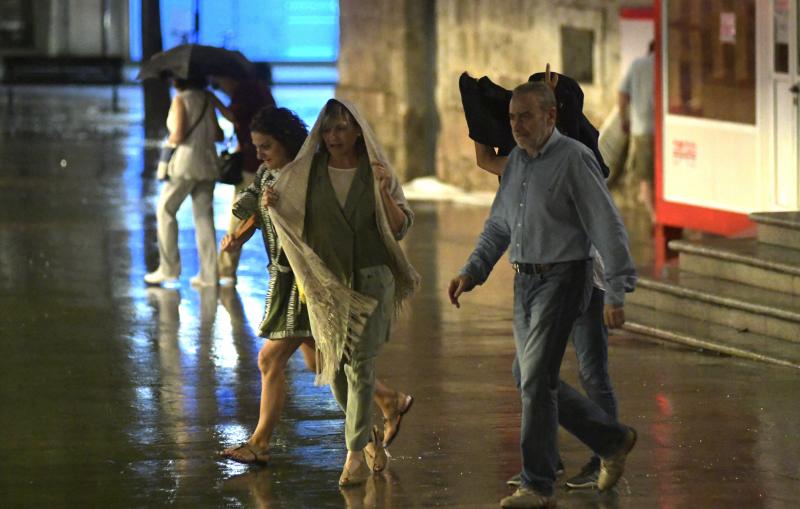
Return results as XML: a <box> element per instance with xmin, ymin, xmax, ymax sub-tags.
<box><xmin>268</xmin><ymin>99</ymin><xmax>421</xmax><ymax>385</ymax></box>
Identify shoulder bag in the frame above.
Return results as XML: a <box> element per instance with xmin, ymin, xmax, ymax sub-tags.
<box><xmin>217</xmin><ymin>137</ymin><xmax>244</xmax><ymax>185</ymax></box>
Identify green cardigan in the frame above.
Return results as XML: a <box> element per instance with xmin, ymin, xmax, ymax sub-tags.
<box><xmin>303</xmin><ymin>151</ymin><xmax>392</xmax><ymax>288</ymax></box>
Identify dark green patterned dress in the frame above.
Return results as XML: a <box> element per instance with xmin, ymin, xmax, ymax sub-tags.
<box><xmin>232</xmin><ymin>164</ymin><xmax>311</xmax><ymax>339</ymax></box>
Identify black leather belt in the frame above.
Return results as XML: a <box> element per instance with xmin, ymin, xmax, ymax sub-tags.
<box><xmin>512</xmin><ymin>262</ymin><xmax>554</xmax><ymax>274</ymax></box>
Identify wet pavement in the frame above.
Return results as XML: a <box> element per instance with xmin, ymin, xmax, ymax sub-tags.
<box><xmin>1</xmin><ymin>87</ymin><xmax>799</xmax><ymax>508</ymax></box>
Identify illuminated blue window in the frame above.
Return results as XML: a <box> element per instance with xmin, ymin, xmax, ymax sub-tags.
<box><xmin>129</xmin><ymin>0</ymin><xmax>339</xmax><ymax>63</ymax></box>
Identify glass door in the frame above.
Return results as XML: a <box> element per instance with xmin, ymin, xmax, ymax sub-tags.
<box><xmin>773</xmin><ymin>0</ymin><xmax>799</xmax><ymax>208</ymax></box>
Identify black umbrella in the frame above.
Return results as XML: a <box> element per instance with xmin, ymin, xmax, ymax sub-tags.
<box><xmin>137</xmin><ymin>44</ymin><xmax>254</xmax><ymax>80</ymax></box>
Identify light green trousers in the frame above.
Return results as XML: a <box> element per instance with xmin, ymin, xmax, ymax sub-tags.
<box><xmin>330</xmin><ymin>264</ymin><xmax>395</xmax><ymax>451</ymax></box>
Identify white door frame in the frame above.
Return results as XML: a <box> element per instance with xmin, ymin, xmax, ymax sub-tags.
<box><xmin>772</xmin><ymin>0</ymin><xmax>800</xmax><ymax>209</ymax></box>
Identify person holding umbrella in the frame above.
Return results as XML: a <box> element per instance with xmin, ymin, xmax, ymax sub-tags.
<box><xmin>144</xmin><ymin>74</ymin><xmax>232</xmax><ymax>287</ymax></box>
<box><xmin>211</xmin><ymin>69</ymin><xmax>276</xmax><ymax>286</ymax></box>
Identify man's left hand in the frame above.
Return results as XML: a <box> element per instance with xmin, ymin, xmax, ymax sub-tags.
<box><xmin>603</xmin><ymin>304</ymin><xmax>625</xmax><ymax>329</ymax></box>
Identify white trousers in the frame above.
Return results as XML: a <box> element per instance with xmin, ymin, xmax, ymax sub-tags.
<box><xmin>156</xmin><ymin>178</ymin><xmax>217</xmax><ymax>284</ymax></box>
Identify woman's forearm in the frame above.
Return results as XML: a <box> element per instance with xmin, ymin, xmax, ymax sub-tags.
<box><xmin>380</xmin><ymin>187</ymin><xmax>406</xmax><ymax>235</ymax></box>
<box><xmin>210</xmin><ymin>93</ymin><xmax>236</xmax><ymax>123</ymax></box>
<box><xmin>234</xmin><ymin>215</ymin><xmax>258</xmax><ymax>244</ymax></box>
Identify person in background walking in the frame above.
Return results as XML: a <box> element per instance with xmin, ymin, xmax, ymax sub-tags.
<box><xmin>145</xmin><ymin>75</ymin><xmax>231</xmax><ymax>288</ymax></box>
<box><xmin>212</xmin><ymin>71</ymin><xmax>276</xmax><ymax>286</ymax></box>
<box><xmin>619</xmin><ymin>42</ymin><xmax>655</xmax><ymax>223</ymax></box>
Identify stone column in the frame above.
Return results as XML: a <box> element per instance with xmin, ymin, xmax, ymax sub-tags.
<box><xmin>337</xmin><ymin>0</ymin><xmax>438</xmax><ymax>182</ymax></box>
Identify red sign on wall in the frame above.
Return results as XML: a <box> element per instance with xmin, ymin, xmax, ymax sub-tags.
<box><xmin>672</xmin><ymin>140</ymin><xmax>697</xmax><ymax>168</ymax></box>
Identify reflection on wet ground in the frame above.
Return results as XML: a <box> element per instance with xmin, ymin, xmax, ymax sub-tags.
<box><xmin>1</xmin><ymin>87</ymin><xmax>798</xmax><ymax>508</ymax></box>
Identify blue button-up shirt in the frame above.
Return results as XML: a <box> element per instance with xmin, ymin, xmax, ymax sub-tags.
<box><xmin>460</xmin><ymin>129</ymin><xmax>637</xmax><ymax>305</ymax></box>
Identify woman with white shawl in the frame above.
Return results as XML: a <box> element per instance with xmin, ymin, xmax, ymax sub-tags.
<box><xmin>265</xmin><ymin>99</ymin><xmax>420</xmax><ymax>486</ymax></box>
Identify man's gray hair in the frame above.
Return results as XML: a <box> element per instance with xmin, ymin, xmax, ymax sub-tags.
<box><xmin>512</xmin><ymin>81</ymin><xmax>556</xmax><ymax>111</ymax></box>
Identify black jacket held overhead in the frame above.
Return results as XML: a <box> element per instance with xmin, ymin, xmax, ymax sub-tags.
<box><xmin>458</xmin><ymin>71</ymin><xmax>609</xmax><ymax>178</ymax></box>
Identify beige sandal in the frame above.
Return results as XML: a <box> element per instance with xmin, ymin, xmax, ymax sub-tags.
<box><xmin>383</xmin><ymin>393</ymin><xmax>414</xmax><ymax>447</ymax></box>
<box><xmin>339</xmin><ymin>457</ymin><xmax>371</xmax><ymax>487</ymax></box>
<box><xmin>364</xmin><ymin>425</ymin><xmax>389</xmax><ymax>472</ymax></box>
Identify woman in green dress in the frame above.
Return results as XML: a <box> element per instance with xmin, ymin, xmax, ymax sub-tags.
<box><xmin>253</xmin><ymin>99</ymin><xmax>421</xmax><ymax>486</ymax></box>
<box><xmin>219</xmin><ymin>106</ymin><xmax>413</xmax><ymax>467</ymax></box>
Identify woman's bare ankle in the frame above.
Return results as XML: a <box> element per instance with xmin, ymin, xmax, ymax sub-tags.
<box><xmin>345</xmin><ymin>450</ymin><xmax>364</xmax><ymax>467</ymax></box>
<box><xmin>248</xmin><ymin>434</ymin><xmax>270</xmax><ymax>451</ymax></box>
<box><xmin>377</xmin><ymin>390</ymin><xmax>402</xmax><ymax>417</ymax></box>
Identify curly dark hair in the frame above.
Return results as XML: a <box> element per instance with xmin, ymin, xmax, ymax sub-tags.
<box><xmin>249</xmin><ymin>106</ymin><xmax>309</xmax><ymax>159</ymax></box>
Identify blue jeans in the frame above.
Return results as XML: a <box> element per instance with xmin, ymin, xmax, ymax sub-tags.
<box><xmin>512</xmin><ymin>260</ymin><xmax>627</xmax><ymax>495</ymax></box>
<box><xmin>572</xmin><ymin>285</ymin><xmax>618</xmax><ymax>463</ymax></box>
<box><xmin>513</xmin><ymin>286</ymin><xmax>619</xmax><ymax>421</ymax></box>
<box><xmin>513</xmin><ymin>285</ymin><xmax>620</xmax><ymax>465</ymax></box>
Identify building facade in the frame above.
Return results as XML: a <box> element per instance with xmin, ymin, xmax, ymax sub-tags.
<box><xmin>338</xmin><ymin>0</ymin><xmax>622</xmax><ymax>188</ymax></box>
<box><xmin>656</xmin><ymin>0</ymin><xmax>799</xmax><ymax>236</ymax></box>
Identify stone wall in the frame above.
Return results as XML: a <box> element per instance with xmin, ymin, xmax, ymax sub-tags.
<box><xmin>337</xmin><ymin>0</ymin><xmax>437</xmax><ymax>182</ymax></box>
<box><xmin>338</xmin><ymin>0</ymin><xmax>621</xmax><ymax>191</ymax></box>
<box><xmin>435</xmin><ymin>0</ymin><xmax>620</xmax><ymax>190</ymax></box>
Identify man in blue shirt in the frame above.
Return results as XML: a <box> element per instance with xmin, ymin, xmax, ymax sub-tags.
<box><xmin>448</xmin><ymin>82</ymin><xmax>638</xmax><ymax>508</ymax></box>
<box><xmin>474</xmin><ymin>67</ymin><xmax>622</xmax><ymax>491</ymax></box>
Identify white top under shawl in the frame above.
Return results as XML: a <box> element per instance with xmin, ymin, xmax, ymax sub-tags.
<box><xmin>328</xmin><ymin>165</ymin><xmax>357</xmax><ymax>208</ymax></box>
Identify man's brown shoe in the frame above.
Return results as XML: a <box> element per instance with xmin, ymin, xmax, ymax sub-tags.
<box><xmin>500</xmin><ymin>486</ymin><xmax>556</xmax><ymax>508</ymax></box>
<box><xmin>597</xmin><ymin>426</ymin><xmax>637</xmax><ymax>491</ymax></box>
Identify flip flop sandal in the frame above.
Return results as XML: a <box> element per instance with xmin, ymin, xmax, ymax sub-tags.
<box><xmin>383</xmin><ymin>394</ymin><xmax>414</xmax><ymax>447</ymax></box>
<box><xmin>220</xmin><ymin>443</ymin><xmax>270</xmax><ymax>465</ymax></box>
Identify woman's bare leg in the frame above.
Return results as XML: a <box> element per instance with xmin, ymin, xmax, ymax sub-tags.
<box><xmin>298</xmin><ymin>340</ymin><xmax>317</xmax><ymax>373</ymax></box>
<box><xmin>373</xmin><ymin>379</ymin><xmax>408</xmax><ymax>419</ymax></box>
<box><xmin>251</xmin><ymin>337</ymin><xmax>313</xmax><ymax>447</ymax></box>
<box><xmin>223</xmin><ymin>336</ymin><xmax>309</xmax><ymax>461</ymax></box>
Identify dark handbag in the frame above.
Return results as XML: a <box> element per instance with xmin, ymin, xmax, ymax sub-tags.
<box><xmin>217</xmin><ymin>148</ymin><xmax>244</xmax><ymax>185</ymax></box>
